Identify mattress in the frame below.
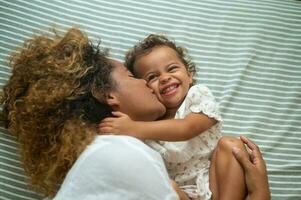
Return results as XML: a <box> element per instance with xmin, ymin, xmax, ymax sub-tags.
<box><xmin>0</xmin><ymin>0</ymin><xmax>300</xmax><ymax>199</ymax></box>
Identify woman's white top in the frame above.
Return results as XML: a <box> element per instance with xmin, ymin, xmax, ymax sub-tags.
<box><xmin>53</xmin><ymin>135</ymin><xmax>179</xmax><ymax>200</ymax></box>
<box><xmin>147</xmin><ymin>84</ymin><xmax>222</xmax><ymax>200</ymax></box>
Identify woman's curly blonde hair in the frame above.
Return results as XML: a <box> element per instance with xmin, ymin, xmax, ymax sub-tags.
<box><xmin>0</xmin><ymin>28</ymin><xmax>115</xmax><ymax>197</ymax></box>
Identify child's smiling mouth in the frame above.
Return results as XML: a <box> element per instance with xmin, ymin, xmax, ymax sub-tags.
<box><xmin>160</xmin><ymin>83</ymin><xmax>179</xmax><ymax>96</ymax></box>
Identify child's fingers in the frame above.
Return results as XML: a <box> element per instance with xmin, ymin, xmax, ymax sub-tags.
<box><xmin>99</xmin><ymin>123</ymin><xmax>115</xmax><ymax>134</ymax></box>
<box><xmin>98</xmin><ymin>121</ymin><xmax>111</xmax><ymax>128</ymax></box>
<box><xmin>101</xmin><ymin>117</ymin><xmax>115</xmax><ymax>123</ymax></box>
<box><xmin>111</xmin><ymin>111</ymin><xmax>126</xmax><ymax>117</ymax></box>
<box><xmin>99</xmin><ymin>127</ymin><xmax>112</xmax><ymax>134</ymax></box>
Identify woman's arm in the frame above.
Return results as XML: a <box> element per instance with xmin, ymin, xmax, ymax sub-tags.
<box><xmin>99</xmin><ymin>111</ymin><xmax>217</xmax><ymax>141</ymax></box>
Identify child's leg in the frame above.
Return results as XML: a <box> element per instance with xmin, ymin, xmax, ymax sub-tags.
<box><xmin>209</xmin><ymin>136</ymin><xmax>248</xmax><ymax>200</ymax></box>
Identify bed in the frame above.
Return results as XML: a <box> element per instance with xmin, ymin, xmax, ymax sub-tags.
<box><xmin>0</xmin><ymin>0</ymin><xmax>300</xmax><ymax>199</ymax></box>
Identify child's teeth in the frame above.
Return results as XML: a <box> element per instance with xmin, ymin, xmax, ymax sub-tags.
<box><xmin>163</xmin><ymin>85</ymin><xmax>176</xmax><ymax>94</ymax></box>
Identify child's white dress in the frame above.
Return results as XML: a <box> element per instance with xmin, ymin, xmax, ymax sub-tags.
<box><xmin>147</xmin><ymin>84</ymin><xmax>222</xmax><ymax>200</ymax></box>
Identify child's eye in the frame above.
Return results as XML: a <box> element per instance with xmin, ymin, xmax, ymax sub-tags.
<box><xmin>146</xmin><ymin>74</ymin><xmax>157</xmax><ymax>82</ymax></box>
<box><xmin>168</xmin><ymin>66</ymin><xmax>178</xmax><ymax>72</ymax></box>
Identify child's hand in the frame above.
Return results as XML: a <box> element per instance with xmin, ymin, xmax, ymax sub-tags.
<box><xmin>99</xmin><ymin>111</ymin><xmax>138</xmax><ymax>138</ymax></box>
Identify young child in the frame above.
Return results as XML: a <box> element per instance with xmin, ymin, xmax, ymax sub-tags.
<box><xmin>99</xmin><ymin>34</ymin><xmax>247</xmax><ymax>200</ymax></box>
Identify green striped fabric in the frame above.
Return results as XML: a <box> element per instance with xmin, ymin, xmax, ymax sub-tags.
<box><xmin>0</xmin><ymin>0</ymin><xmax>300</xmax><ymax>199</ymax></box>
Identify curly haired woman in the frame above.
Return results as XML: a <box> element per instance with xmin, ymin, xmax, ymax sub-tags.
<box><xmin>0</xmin><ymin>28</ymin><xmax>156</xmax><ymax>197</ymax></box>
<box><xmin>0</xmin><ymin>28</ymin><xmax>270</xmax><ymax>200</ymax></box>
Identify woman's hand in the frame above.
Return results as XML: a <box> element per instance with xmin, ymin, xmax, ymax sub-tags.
<box><xmin>170</xmin><ymin>180</ymin><xmax>190</xmax><ymax>200</ymax></box>
<box><xmin>232</xmin><ymin>136</ymin><xmax>271</xmax><ymax>200</ymax></box>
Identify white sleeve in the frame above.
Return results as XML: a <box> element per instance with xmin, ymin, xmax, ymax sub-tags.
<box><xmin>184</xmin><ymin>84</ymin><xmax>222</xmax><ymax>122</ymax></box>
<box><xmin>54</xmin><ymin>135</ymin><xmax>179</xmax><ymax>200</ymax></box>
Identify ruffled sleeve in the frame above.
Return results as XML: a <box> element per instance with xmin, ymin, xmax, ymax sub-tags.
<box><xmin>178</xmin><ymin>84</ymin><xmax>222</xmax><ymax>122</ymax></box>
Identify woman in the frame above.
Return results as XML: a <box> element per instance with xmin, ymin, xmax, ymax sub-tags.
<box><xmin>0</xmin><ymin>27</ymin><xmax>174</xmax><ymax>198</ymax></box>
<box><xmin>0</xmin><ymin>28</ymin><xmax>270</xmax><ymax>199</ymax></box>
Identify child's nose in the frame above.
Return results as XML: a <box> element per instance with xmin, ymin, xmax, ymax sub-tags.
<box><xmin>159</xmin><ymin>73</ymin><xmax>171</xmax><ymax>83</ymax></box>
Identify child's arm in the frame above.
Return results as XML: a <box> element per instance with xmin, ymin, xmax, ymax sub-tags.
<box><xmin>99</xmin><ymin>111</ymin><xmax>217</xmax><ymax>141</ymax></box>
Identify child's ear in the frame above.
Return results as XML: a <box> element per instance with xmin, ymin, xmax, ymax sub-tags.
<box><xmin>188</xmin><ymin>72</ymin><xmax>193</xmax><ymax>85</ymax></box>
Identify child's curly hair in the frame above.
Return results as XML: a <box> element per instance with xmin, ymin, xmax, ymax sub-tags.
<box><xmin>0</xmin><ymin>28</ymin><xmax>115</xmax><ymax>197</ymax></box>
<box><xmin>125</xmin><ymin>34</ymin><xmax>196</xmax><ymax>81</ymax></box>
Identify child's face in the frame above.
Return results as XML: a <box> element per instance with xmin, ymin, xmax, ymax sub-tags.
<box><xmin>133</xmin><ymin>46</ymin><xmax>192</xmax><ymax>110</ymax></box>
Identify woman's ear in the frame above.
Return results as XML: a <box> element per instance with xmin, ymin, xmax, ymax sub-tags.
<box><xmin>92</xmin><ymin>89</ymin><xmax>120</xmax><ymax>110</ymax></box>
<box><xmin>105</xmin><ymin>92</ymin><xmax>120</xmax><ymax>110</ymax></box>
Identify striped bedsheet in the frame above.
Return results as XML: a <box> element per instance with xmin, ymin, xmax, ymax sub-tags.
<box><xmin>0</xmin><ymin>0</ymin><xmax>300</xmax><ymax>199</ymax></box>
